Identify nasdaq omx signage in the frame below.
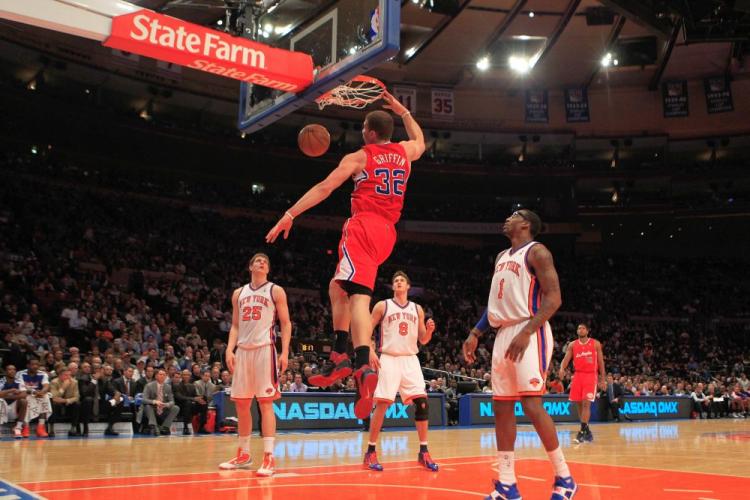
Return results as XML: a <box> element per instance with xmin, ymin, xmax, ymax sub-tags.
<box><xmin>104</xmin><ymin>10</ymin><xmax>313</xmax><ymax>91</ymax></box>
<box><xmin>220</xmin><ymin>393</ymin><xmax>445</xmax><ymax>430</ymax></box>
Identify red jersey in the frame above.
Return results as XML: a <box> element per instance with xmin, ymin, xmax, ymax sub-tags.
<box><xmin>571</xmin><ymin>338</ymin><xmax>598</xmax><ymax>373</ymax></box>
<box><xmin>351</xmin><ymin>142</ymin><xmax>411</xmax><ymax>224</ymax></box>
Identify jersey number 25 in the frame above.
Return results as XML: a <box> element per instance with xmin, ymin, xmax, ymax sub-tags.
<box><xmin>242</xmin><ymin>306</ymin><xmax>262</xmax><ymax>321</ymax></box>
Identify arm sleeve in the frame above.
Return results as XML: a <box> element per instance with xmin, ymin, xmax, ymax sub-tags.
<box><xmin>474</xmin><ymin>309</ymin><xmax>490</xmax><ymax>333</ymax></box>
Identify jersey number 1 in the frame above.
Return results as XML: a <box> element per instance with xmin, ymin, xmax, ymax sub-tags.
<box><xmin>497</xmin><ymin>279</ymin><xmax>505</xmax><ymax>300</ymax></box>
<box><xmin>242</xmin><ymin>306</ymin><xmax>262</xmax><ymax>321</ymax></box>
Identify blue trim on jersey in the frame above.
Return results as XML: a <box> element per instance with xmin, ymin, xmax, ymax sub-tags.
<box><xmin>531</xmin><ymin>280</ymin><xmax>541</xmax><ymax>314</ymax></box>
<box><xmin>540</xmin><ymin>325</ymin><xmax>548</xmax><ymax>372</ymax></box>
<box><xmin>249</xmin><ymin>281</ymin><xmax>269</xmax><ymax>291</ymax></box>
<box><xmin>391</xmin><ymin>299</ymin><xmax>411</xmax><ymax>309</ymax></box>
<box><xmin>509</xmin><ymin>239</ymin><xmax>535</xmax><ymax>256</ymax></box>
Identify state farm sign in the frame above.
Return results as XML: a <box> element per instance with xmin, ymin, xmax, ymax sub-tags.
<box><xmin>104</xmin><ymin>10</ymin><xmax>313</xmax><ymax>92</ymax></box>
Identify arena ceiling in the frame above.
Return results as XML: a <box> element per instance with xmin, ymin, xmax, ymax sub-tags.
<box><xmin>123</xmin><ymin>0</ymin><xmax>750</xmax><ymax>92</ymax></box>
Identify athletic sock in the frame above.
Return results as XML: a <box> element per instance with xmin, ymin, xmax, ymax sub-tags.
<box><xmin>15</xmin><ymin>421</ymin><xmax>23</xmax><ymax>430</ymax></box>
<box><xmin>334</xmin><ymin>330</ymin><xmax>349</xmax><ymax>354</ymax></box>
<box><xmin>419</xmin><ymin>442</ymin><xmax>428</xmax><ymax>453</ymax></box>
<box><xmin>367</xmin><ymin>442</ymin><xmax>376</xmax><ymax>453</ymax></box>
<box><xmin>38</xmin><ymin>418</ymin><xmax>46</xmax><ymax>425</ymax></box>
<box><xmin>546</xmin><ymin>447</ymin><xmax>571</xmax><ymax>478</ymax></box>
<box><xmin>263</xmin><ymin>437</ymin><xmax>274</xmax><ymax>454</ymax></box>
<box><xmin>581</xmin><ymin>422</ymin><xmax>588</xmax><ymax>431</ymax></box>
<box><xmin>239</xmin><ymin>435</ymin><xmax>251</xmax><ymax>454</ymax></box>
<box><xmin>354</xmin><ymin>346</ymin><xmax>370</xmax><ymax>370</ymax></box>
<box><xmin>498</xmin><ymin>451</ymin><xmax>516</xmax><ymax>484</ymax></box>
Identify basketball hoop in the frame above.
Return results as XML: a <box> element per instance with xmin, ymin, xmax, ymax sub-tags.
<box><xmin>315</xmin><ymin>75</ymin><xmax>386</xmax><ymax>110</ymax></box>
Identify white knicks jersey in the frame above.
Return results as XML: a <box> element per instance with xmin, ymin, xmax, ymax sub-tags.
<box><xmin>487</xmin><ymin>241</ymin><xmax>542</xmax><ymax>329</ymax></box>
<box><xmin>378</xmin><ymin>299</ymin><xmax>420</xmax><ymax>356</ymax></box>
<box><xmin>237</xmin><ymin>281</ymin><xmax>276</xmax><ymax>349</ymax></box>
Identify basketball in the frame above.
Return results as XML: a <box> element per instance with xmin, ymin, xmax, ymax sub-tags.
<box><xmin>298</xmin><ymin>124</ymin><xmax>330</xmax><ymax>157</ymax></box>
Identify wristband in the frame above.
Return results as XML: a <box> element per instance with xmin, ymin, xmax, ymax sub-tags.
<box><xmin>400</xmin><ymin>111</ymin><xmax>411</xmax><ymax>118</ymax></box>
<box><xmin>284</xmin><ymin>211</ymin><xmax>295</xmax><ymax>220</ymax></box>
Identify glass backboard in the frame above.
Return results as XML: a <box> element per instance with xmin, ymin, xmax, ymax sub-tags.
<box><xmin>238</xmin><ymin>0</ymin><xmax>399</xmax><ymax>133</ymax></box>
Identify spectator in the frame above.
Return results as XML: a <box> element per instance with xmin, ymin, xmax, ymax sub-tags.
<box><xmin>141</xmin><ymin>369</ymin><xmax>180</xmax><ymax>436</ymax></box>
<box><xmin>16</xmin><ymin>358</ymin><xmax>52</xmax><ymax>438</ymax></box>
<box><xmin>174</xmin><ymin>369</ymin><xmax>209</xmax><ymax>435</ymax></box>
<box><xmin>691</xmin><ymin>383</ymin><xmax>710</xmax><ymax>419</ymax></box>
<box><xmin>195</xmin><ymin>369</ymin><xmax>218</xmax><ymax>402</ymax></box>
<box><xmin>290</xmin><ymin>374</ymin><xmax>308</xmax><ymax>393</ymax></box>
<box><xmin>112</xmin><ymin>366</ymin><xmax>138</xmax><ymax>434</ymax></box>
<box><xmin>49</xmin><ymin>368</ymin><xmax>81</xmax><ymax>437</ymax></box>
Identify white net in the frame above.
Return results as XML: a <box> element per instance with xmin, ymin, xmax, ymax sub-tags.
<box><xmin>316</xmin><ymin>77</ymin><xmax>385</xmax><ymax>109</ymax></box>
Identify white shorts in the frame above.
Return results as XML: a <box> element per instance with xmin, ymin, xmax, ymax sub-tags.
<box><xmin>373</xmin><ymin>353</ymin><xmax>426</xmax><ymax>404</ymax></box>
<box><xmin>231</xmin><ymin>344</ymin><xmax>280</xmax><ymax>402</ymax></box>
<box><xmin>0</xmin><ymin>400</ymin><xmax>14</xmax><ymax>424</ymax></box>
<box><xmin>26</xmin><ymin>394</ymin><xmax>52</xmax><ymax>421</ymax></box>
<box><xmin>492</xmin><ymin>321</ymin><xmax>553</xmax><ymax>400</ymax></box>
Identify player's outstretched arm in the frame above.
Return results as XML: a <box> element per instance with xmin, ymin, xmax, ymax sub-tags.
<box><xmin>417</xmin><ymin>305</ymin><xmax>435</xmax><ymax>345</ymax></box>
<box><xmin>273</xmin><ymin>286</ymin><xmax>292</xmax><ymax>373</ymax></box>
<box><xmin>381</xmin><ymin>91</ymin><xmax>425</xmax><ymax>162</ymax></box>
<box><xmin>265</xmin><ymin>150</ymin><xmax>367</xmax><ymax>243</ymax></box>
<box><xmin>463</xmin><ymin>309</ymin><xmax>490</xmax><ymax>364</ymax></box>
<box><xmin>225</xmin><ymin>287</ymin><xmax>241</xmax><ymax>374</ymax></box>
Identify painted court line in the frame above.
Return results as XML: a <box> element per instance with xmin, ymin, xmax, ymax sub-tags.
<box><xmin>664</xmin><ymin>488</ymin><xmax>714</xmax><ymax>493</ymax></box>
<box><xmin>578</xmin><ymin>482</ymin><xmax>621</xmax><ymax>489</ymax></box>
<box><xmin>517</xmin><ymin>475</ymin><xmax>545</xmax><ymax>482</ymax></box>
<box><xmin>212</xmin><ymin>482</ymin><xmax>486</xmax><ymax>497</ymax></box>
<box><xmin>32</xmin><ymin>458</ymin><xmax>492</xmax><ymax>494</ymax></box>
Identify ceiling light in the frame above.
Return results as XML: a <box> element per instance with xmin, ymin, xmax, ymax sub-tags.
<box><xmin>217</xmin><ymin>19</ymin><xmax>223</xmax><ymax>26</ymax></box>
<box><xmin>508</xmin><ymin>55</ymin><xmax>534</xmax><ymax>74</ymax></box>
<box><xmin>476</xmin><ymin>56</ymin><xmax>490</xmax><ymax>71</ymax></box>
<box><xmin>528</xmin><ymin>11</ymin><xmax>535</xmax><ymax>18</ymax></box>
<box><xmin>601</xmin><ymin>52</ymin><xmax>613</xmax><ymax>67</ymax></box>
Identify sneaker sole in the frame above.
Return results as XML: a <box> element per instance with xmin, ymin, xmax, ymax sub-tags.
<box><xmin>308</xmin><ymin>366</ymin><xmax>353</xmax><ymax>388</ymax></box>
<box><xmin>354</xmin><ymin>372</ymin><xmax>378</xmax><ymax>419</ymax></box>
<box><xmin>256</xmin><ymin>470</ymin><xmax>275</xmax><ymax>477</ymax></box>
<box><xmin>219</xmin><ymin>462</ymin><xmax>253</xmax><ymax>470</ymax></box>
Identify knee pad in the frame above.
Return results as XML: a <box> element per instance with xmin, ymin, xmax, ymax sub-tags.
<box><xmin>413</xmin><ymin>397</ymin><xmax>429</xmax><ymax>421</ymax></box>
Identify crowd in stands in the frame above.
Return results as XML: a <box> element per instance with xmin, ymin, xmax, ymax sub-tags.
<box><xmin>1</xmin><ymin>148</ymin><xmax>750</xmax><ymax>437</ymax></box>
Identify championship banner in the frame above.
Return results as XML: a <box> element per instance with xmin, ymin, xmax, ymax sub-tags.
<box><xmin>662</xmin><ymin>80</ymin><xmax>689</xmax><ymax>118</ymax></box>
<box><xmin>104</xmin><ymin>10</ymin><xmax>314</xmax><ymax>92</ymax></box>
<box><xmin>216</xmin><ymin>392</ymin><xmax>446</xmax><ymax>430</ymax></box>
<box><xmin>704</xmin><ymin>76</ymin><xmax>733</xmax><ymax>114</ymax></box>
<box><xmin>525</xmin><ymin>89</ymin><xmax>548</xmax><ymax>123</ymax></box>
<box><xmin>564</xmin><ymin>87</ymin><xmax>590</xmax><ymax>123</ymax></box>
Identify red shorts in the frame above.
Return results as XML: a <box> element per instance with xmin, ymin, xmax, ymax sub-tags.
<box><xmin>568</xmin><ymin>372</ymin><xmax>597</xmax><ymax>402</ymax></box>
<box><xmin>333</xmin><ymin>213</ymin><xmax>397</xmax><ymax>291</ymax></box>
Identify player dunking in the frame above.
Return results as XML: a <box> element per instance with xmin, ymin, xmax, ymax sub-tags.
<box><xmin>266</xmin><ymin>92</ymin><xmax>425</xmax><ymax>418</ymax></box>
<box><xmin>463</xmin><ymin>209</ymin><xmax>577</xmax><ymax>500</ymax></box>
<box><xmin>558</xmin><ymin>323</ymin><xmax>605</xmax><ymax>444</ymax></box>
<box><xmin>363</xmin><ymin>271</ymin><xmax>438</xmax><ymax>472</ymax></box>
<box><xmin>220</xmin><ymin>253</ymin><xmax>291</xmax><ymax>476</ymax></box>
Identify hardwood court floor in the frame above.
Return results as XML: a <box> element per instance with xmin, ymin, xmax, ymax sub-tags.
<box><xmin>3</xmin><ymin>419</ymin><xmax>750</xmax><ymax>499</ymax></box>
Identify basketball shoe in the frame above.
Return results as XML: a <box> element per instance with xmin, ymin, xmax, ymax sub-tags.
<box><xmin>363</xmin><ymin>451</ymin><xmax>383</xmax><ymax>471</ymax></box>
<box><xmin>21</xmin><ymin>425</ymin><xmax>30</xmax><ymax>438</ymax></box>
<box><xmin>255</xmin><ymin>453</ymin><xmax>275</xmax><ymax>477</ymax></box>
<box><xmin>308</xmin><ymin>352</ymin><xmax>352</xmax><ymax>388</ymax></box>
<box><xmin>418</xmin><ymin>451</ymin><xmax>439</xmax><ymax>471</ymax></box>
<box><xmin>36</xmin><ymin>423</ymin><xmax>49</xmax><ymax>438</ymax></box>
<box><xmin>13</xmin><ymin>426</ymin><xmax>22</xmax><ymax>439</ymax></box>
<box><xmin>573</xmin><ymin>430</ymin><xmax>585</xmax><ymax>444</ymax></box>
<box><xmin>584</xmin><ymin>428</ymin><xmax>594</xmax><ymax>442</ymax></box>
<box><xmin>485</xmin><ymin>480</ymin><xmax>522</xmax><ymax>500</ymax></box>
<box><xmin>219</xmin><ymin>448</ymin><xmax>253</xmax><ymax>470</ymax></box>
<box><xmin>551</xmin><ymin>476</ymin><xmax>578</xmax><ymax>499</ymax></box>
<box><xmin>353</xmin><ymin>365</ymin><xmax>378</xmax><ymax>419</ymax></box>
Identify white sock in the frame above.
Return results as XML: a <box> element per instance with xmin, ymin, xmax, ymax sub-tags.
<box><xmin>38</xmin><ymin>418</ymin><xmax>46</xmax><ymax>425</ymax></box>
<box><xmin>546</xmin><ymin>447</ymin><xmax>571</xmax><ymax>478</ymax></box>
<box><xmin>239</xmin><ymin>435</ymin><xmax>251</xmax><ymax>454</ymax></box>
<box><xmin>498</xmin><ymin>451</ymin><xmax>516</xmax><ymax>484</ymax></box>
<box><xmin>262</xmin><ymin>437</ymin><xmax>274</xmax><ymax>454</ymax></box>
<box><xmin>15</xmin><ymin>421</ymin><xmax>23</xmax><ymax>429</ymax></box>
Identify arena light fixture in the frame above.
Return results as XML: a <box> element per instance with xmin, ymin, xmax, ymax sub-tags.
<box><xmin>405</xmin><ymin>46</ymin><xmax>417</xmax><ymax>58</ymax></box>
<box><xmin>528</xmin><ymin>11</ymin><xmax>535</xmax><ymax>18</ymax></box>
<box><xmin>508</xmin><ymin>55</ymin><xmax>536</xmax><ymax>74</ymax></box>
<box><xmin>601</xmin><ymin>52</ymin><xmax>613</xmax><ymax>67</ymax></box>
<box><xmin>476</xmin><ymin>56</ymin><xmax>490</xmax><ymax>71</ymax></box>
